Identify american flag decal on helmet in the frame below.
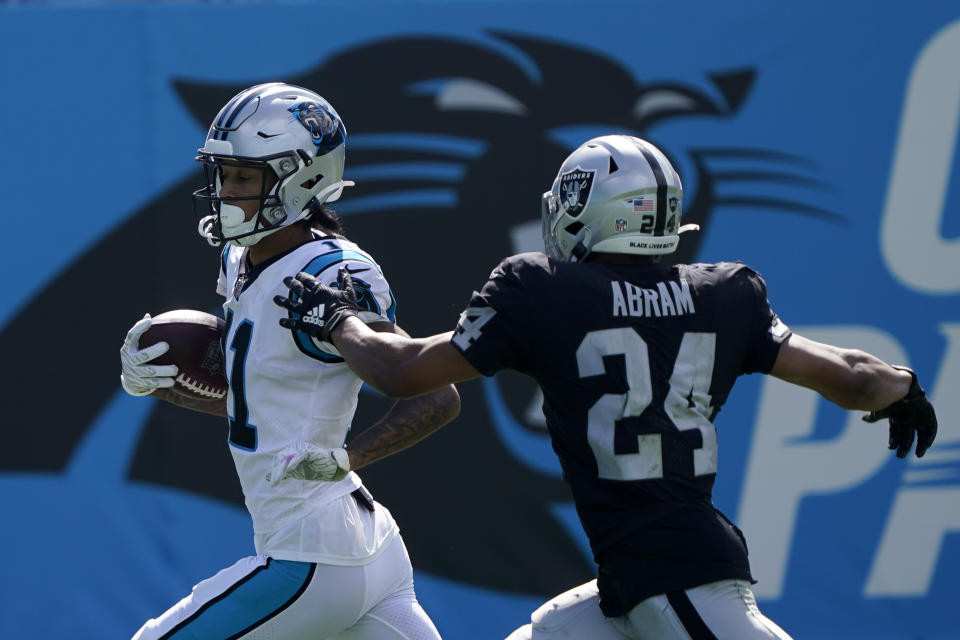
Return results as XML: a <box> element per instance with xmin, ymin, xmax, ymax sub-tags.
<box><xmin>633</xmin><ymin>198</ymin><xmax>654</xmax><ymax>212</ymax></box>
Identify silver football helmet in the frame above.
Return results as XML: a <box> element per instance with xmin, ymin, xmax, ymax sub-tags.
<box><xmin>541</xmin><ymin>135</ymin><xmax>698</xmax><ymax>261</ymax></box>
<box><xmin>193</xmin><ymin>82</ymin><xmax>353</xmax><ymax>247</ymax></box>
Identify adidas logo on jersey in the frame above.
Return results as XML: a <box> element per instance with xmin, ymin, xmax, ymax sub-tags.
<box><xmin>302</xmin><ymin>305</ymin><xmax>326</xmax><ymax>326</ymax></box>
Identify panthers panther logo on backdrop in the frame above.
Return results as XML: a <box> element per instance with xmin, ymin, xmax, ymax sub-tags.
<box><xmin>0</xmin><ymin>32</ymin><xmax>839</xmax><ymax>597</ymax></box>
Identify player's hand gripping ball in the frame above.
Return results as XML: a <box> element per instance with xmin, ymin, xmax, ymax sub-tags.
<box><xmin>124</xmin><ymin>310</ymin><xmax>228</xmax><ymax>401</ymax></box>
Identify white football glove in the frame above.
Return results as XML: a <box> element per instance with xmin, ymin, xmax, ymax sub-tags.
<box><xmin>266</xmin><ymin>441</ymin><xmax>351</xmax><ymax>486</ymax></box>
<box><xmin>120</xmin><ymin>313</ymin><xmax>179</xmax><ymax>397</ymax></box>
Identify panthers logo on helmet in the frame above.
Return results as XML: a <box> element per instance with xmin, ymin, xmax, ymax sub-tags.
<box><xmin>289</xmin><ymin>101</ymin><xmax>344</xmax><ymax>154</ymax></box>
<box><xmin>558</xmin><ymin>168</ymin><xmax>596</xmax><ymax>218</ymax></box>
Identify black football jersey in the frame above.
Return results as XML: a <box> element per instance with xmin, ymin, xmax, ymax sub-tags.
<box><xmin>450</xmin><ymin>252</ymin><xmax>790</xmax><ymax>616</ymax></box>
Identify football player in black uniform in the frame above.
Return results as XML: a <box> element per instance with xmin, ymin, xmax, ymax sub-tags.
<box><xmin>273</xmin><ymin>135</ymin><xmax>937</xmax><ymax>639</ymax></box>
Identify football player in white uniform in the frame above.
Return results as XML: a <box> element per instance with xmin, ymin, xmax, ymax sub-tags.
<box><xmin>119</xmin><ymin>83</ymin><xmax>459</xmax><ymax>640</ymax></box>
<box><xmin>271</xmin><ymin>135</ymin><xmax>937</xmax><ymax>639</ymax></box>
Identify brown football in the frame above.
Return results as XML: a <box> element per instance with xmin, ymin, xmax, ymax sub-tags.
<box><xmin>139</xmin><ymin>309</ymin><xmax>228</xmax><ymax>401</ymax></box>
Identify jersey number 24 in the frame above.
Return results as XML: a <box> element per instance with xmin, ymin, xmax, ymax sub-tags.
<box><xmin>576</xmin><ymin>329</ymin><xmax>718</xmax><ymax>481</ymax></box>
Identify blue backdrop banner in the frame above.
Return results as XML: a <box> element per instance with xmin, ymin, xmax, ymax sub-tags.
<box><xmin>0</xmin><ymin>2</ymin><xmax>958</xmax><ymax>639</ymax></box>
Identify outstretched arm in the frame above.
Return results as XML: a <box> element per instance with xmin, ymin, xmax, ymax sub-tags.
<box><xmin>266</xmin><ymin>322</ymin><xmax>464</xmax><ymax>484</ymax></box>
<box><xmin>274</xmin><ymin>267</ymin><xmax>483</xmax><ymax>398</ymax></box>
<box><xmin>345</xmin><ymin>321</ymin><xmax>463</xmax><ymax>470</ymax></box>
<box><xmin>770</xmin><ymin>333</ymin><xmax>912</xmax><ymax>410</ymax></box>
<box><xmin>334</xmin><ymin>319</ymin><xmax>481</xmax><ymax>398</ymax></box>
<box><xmin>770</xmin><ymin>333</ymin><xmax>937</xmax><ymax>457</ymax></box>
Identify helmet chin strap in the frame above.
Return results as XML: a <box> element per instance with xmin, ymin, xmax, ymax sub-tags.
<box><xmin>569</xmin><ymin>228</ymin><xmax>592</xmax><ymax>263</ymax></box>
<box><xmin>198</xmin><ymin>215</ymin><xmax>221</xmax><ymax>247</ymax></box>
<box><xmin>218</xmin><ymin>203</ymin><xmax>263</xmax><ymax>247</ymax></box>
<box><xmin>214</xmin><ymin>203</ymin><xmax>285</xmax><ymax>247</ymax></box>
<box><xmin>219</xmin><ymin>202</ymin><xmax>249</xmax><ymax>229</ymax></box>
<box><xmin>202</xmin><ymin>180</ymin><xmax>360</xmax><ymax>248</ymax></box>
<box><xmin>570</xmin><ymin>242</ymin><xmax>589</xmax><ymax>262</ymax></box>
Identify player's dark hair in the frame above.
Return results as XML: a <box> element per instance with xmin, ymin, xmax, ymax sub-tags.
<box><xmin>304</xmin><ymin>199</ymin><xmax>344</xmax><ymax>235</ymax></box>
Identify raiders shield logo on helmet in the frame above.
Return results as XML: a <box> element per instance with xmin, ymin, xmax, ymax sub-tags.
<box><xmin>558</xmin><ymin>167</ymin><xmax>596</xmax><ymax>217</ymax></box>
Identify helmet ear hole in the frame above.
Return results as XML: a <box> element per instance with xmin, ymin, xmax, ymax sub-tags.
<box><xmin>301</xmin><ymin>175</ymin><xmax>322</xmax><ymax>190</ymax></box>
<box><xmin>564</xmin><ymin>221</ymin><xmax>585</xmax><ymax>235</ymax></box>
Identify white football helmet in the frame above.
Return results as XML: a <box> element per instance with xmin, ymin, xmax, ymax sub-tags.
<box><xmin>193</xmin><ymin>82</ymin><xmax>354</xmax><ymax>247</ymax></box>
<box><xmin>541</xmin><ymin>135</ymin><xmax>698</xmax><ymax>261</ymax></box>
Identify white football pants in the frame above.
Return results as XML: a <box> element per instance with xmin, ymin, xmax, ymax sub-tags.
<box><xmin>131</xmin><ymin>535</ymin><xmax>439</xmax><ymax>640</ymax></box>
<box><xmin>505</xmin><ymin>579</ymin><xmax>793</xmax><ymax>640</ymax></box>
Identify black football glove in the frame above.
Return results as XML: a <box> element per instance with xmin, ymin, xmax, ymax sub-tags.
<box><xmin>274</xmin><ymin>266</ymin><xmax>361</xmax><ymax>343</ymax></box>
<box><xmin>862</xmin><ymin>367</ymin><xmax>938</xmax><ymax>458</ymax></box>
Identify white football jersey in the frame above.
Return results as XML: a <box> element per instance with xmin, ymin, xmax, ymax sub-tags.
<box><xmin>216</xmin><ymin>232</ymin><xmax>399</xmax><ymax>565</ymax></box>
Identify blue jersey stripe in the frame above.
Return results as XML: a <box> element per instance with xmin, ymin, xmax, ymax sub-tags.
<box><xmin>302</xmin><ymin>249</ymin><xmax>378</xmax><ymax>278</ymax></box>
<box><xmin>304</xmin><ymin>248</ymin><xmax>397</xmax><ymax>321</ymax></box>
<box><xmin>165</xmin><ymin>560</ymin><xmax>314</xmax><ymax>639</ymax></box>
<box><xmin>293</xmin><ymin>334</ymin><xmax>344</xmax><ymax>363</ymax></box>
<box><xmin>290</xmin><ymin>248</ymin><xmax>394</xmax><ymax>361</ymax></box>
<box><xmin>385</xmin><ymin>290</ymin><xmax>398</xmax><ymax>323</ymax></box>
